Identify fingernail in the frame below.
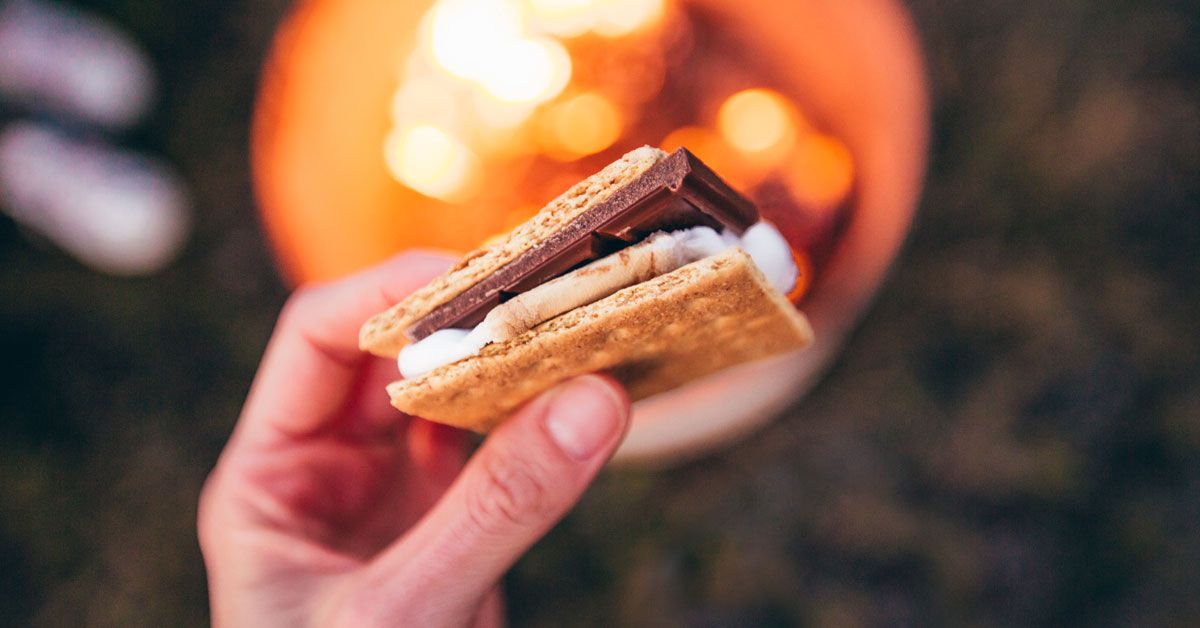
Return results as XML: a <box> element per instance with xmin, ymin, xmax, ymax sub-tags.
<box><xmin>544</xmin><ymin>376</ymin><xmax>627</xmax><ymax>461</ymax></box>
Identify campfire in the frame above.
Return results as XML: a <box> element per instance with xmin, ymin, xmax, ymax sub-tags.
<box><xmin>252</xmin><ymin>0</ymin><xmax>927</xmax><ymax>461</ymax></box>
<box><xmin>383</xmin><ymin>0</ymin><xmax>852</xmax><ymax>301</ymax></box>
<box><xmin>254</xmin><ymin>0</ymin><xmax>853</xmax><ymax>292</ymax></box>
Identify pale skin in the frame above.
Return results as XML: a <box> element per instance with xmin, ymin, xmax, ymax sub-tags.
<box><xmin>198</xmin><ymin>252</ymin><xmax>632</xmax><ymax>627</ymax></box>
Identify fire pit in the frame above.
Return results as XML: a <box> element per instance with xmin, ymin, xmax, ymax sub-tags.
<box><xmin>252</xmin><ymin>0</ymin><xmax>928</xmax><ymax>463</ymax></box>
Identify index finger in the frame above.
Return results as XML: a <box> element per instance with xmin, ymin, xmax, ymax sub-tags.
<box><xmin>238</xmin><ymin>251</ymin><xmax>454</xmax><ymax>443</ymax></box>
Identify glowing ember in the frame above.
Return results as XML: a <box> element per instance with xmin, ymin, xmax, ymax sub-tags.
<box><xmin>787</xmin><ymin>245</ymin><xmax>813</xmax><ymax>303</ymax></box>
<box><xmin>385</xmin><ymin>0</ymin><xmax>668</xmax><ymax>200</ymax></box>
<box><xmin>590</xmin><ymin>0</ymin><xmax>665</xmax><ymax>37</ymax></box>
<box><xmin>529</xmin><ymin>0</ymin><xmax>606</xmax><ymax>37</ymax></box>
<box><xmin>390</xmin><ymin>76</ymin><xmax>460</xmax><ymax>133</ymax></box>
<box><xmin>786</xmin><ymin>133</ymin><xmax>855</xmax><ymax>209</ymax></box>
<box><xmin>717</xmin><ymin>88</ymin><xmax>799</xmax><ymax>157</ymax></box>
<box><xmin>528</xmin><ymin>0</ymin><xmax>664</xmax><ymax>38</ymax></box>
<box><xmin>384</xmin><ymin>124</ymin><xmax>478</xmax><ymax>202</ymax></box>
<box><xmin>481</xmin><ymin>37</ymin><xmax>571</xmax><ymax>103</ymax></box>
<box><xmin>429</xmin><ymin>0</ymin><xmax>524</xmax><ymax>82</ymax></box>
<box><xmin>541</xmin><ymin>92</ymin><xmax>622</xmax><ymax>159</ymax></box>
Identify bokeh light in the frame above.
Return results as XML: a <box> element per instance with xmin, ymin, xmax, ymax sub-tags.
<box><xmin>785</xmin><ymin>133</ymin><xmax>854</xmax><ymax>209</ymax></box>
<box><xmin>390</xmin><ymin>76</ymin><xmax>462</xmax><ymax>132</ymax></box>
<box><xmin>541</xmin><ymin>92</ymin><xmax>623</xmax><ymax>160</ymax></box>
<box><xmin>528</xmin><ymin>0</ymin><xmax>604</xmax><ymax>37</ymax></box>
<box><xmin>384</xmin><ymin>124</ymin><xmax>478</xmax><ymax>201</ymax></box>
<box><xmin>526</xmin><ymin>0</ymin><xmax>664</xmax><ymax>38</ymax></box>
<box><xmin>717</xmin><ymin>88</ymin><xmax>799</xmax><ymax>157</ymax></box>
<box><xmin>479</xmin><ymin>37</ymin><xmax>572</xmax><ymax>103</ymax></box>
<box><xmin>429</xmin><ymin>0</ymin><xmax>524</xmax><ymax>82</ymax></box>
<box><xmin>592</xmin><ymin>0</ymin><xmax>665</xmax><ymax>37</ymax></box>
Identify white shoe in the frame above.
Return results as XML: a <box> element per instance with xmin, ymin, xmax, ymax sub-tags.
<box><xmin>0</xmin><ymin>121</ymin><xmax>190</xmax><ymax>275</ymax></box>
<box><xmin>0</xmin><ymin>0</ymin><xmax>155</xmax><ymax>129</ymax></box>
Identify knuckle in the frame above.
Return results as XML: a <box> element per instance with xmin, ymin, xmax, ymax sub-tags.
<box><xmin>465</xmin><ymin>452</ymin><xmax>554</xmax><ymax>534</ymax></box>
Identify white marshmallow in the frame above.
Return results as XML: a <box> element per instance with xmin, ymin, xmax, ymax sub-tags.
<box><xmin>397</xmin><ymin>327</ymin><xmax>489</xmax><ymax>379</ymax></box>
<box><xmin>740</xmin><ymin>222</ymin><xmax>799</xmax><ymax>295</ymax></box>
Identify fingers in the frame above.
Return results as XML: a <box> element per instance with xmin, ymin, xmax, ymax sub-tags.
<box><xmin>471</xmin><ymin>588</ymin><xmax>506</xmax><ymax>628</ymax></box>
<box><xmin>351</xmin><ymin>376</ymin><xmax>630</xmax><ymax>626</ymax></box>
<box><xmin>238</xmin><ymin>252</ymin><xmax>454</xmax><ymax>443</ymax></box>
<box><xmin>407</xmin><ymin>419</ymin><xmax>468</xmax><ymax>483</ymax></box>
<box><xmin>399</xmin><ymin>419</ymin><xmax>468</xmax><ymax>521</ymax></box>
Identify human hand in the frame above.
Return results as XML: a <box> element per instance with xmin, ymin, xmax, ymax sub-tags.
<box><xmin>198</xmin><ymin>252</ymin><xmax>632</xmax><ymax>627</ymax></box>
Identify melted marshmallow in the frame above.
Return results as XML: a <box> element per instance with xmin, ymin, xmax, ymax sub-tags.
<box><xmin>398</xmin><ymin>221</ymin><xmax>797</xmax><ymax>378</ymax></box>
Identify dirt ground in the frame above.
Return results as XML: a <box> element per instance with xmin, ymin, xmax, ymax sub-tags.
<box><xmin>1</xmin><ymin>0</ymin><xmax>1197</xmax><ymax>626</ymax></box>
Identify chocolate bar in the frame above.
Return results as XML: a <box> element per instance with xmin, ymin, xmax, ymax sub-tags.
<box><xmin>406</xmin><ymin>148</ymin><xmax>758</xmax><ymax>340</ymax></box>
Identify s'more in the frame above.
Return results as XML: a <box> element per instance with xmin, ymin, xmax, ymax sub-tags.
<box><xmin>359</xmin><ymin>146</ymin><xmax>815</xmax><ymax>432</ymax></box>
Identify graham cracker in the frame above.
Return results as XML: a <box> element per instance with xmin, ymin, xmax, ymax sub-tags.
<box><xmin>386</xmin><ymin>249</ymin><xmax>814</xmax><ymax>432</ymax></box>
<box><xmin>359</xmin><ymin>146</ymin><xmax>668</xmax><ymax>358</ymax></box>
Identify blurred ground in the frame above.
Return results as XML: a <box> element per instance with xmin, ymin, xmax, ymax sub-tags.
<box><xmin>1</xmin><ymin>0</ymin><xmax>1198</xmax><ymax>626</ymax></box>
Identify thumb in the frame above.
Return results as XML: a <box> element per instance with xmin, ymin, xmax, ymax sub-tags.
<box><xmin>350</xmin><ymin>375</ymin><xmax>630</xmax><ymax>626</ymax></box>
